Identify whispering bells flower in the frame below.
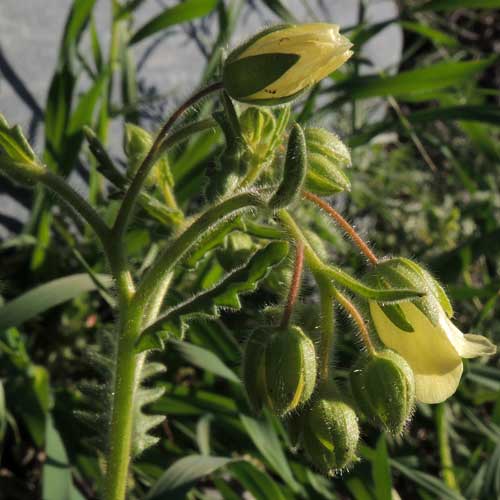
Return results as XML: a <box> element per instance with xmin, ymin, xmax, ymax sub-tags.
<box><xmin>222</xmin><ymin>23</ymin><xmax>353</xmax><ymax>105</ymax></box>
<box><xmin>366</xmin><ymin>258</ymin><xmax>497</xmax><ymax>404</ymax></box>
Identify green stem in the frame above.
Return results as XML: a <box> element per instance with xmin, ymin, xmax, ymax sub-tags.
<box><xmin>113</xmin><ymin>84</ymin><xmax>223</xmax><ymax>239</ymax></box>
<box><xmin>135</xmin><ymin>192</ymin><xmax>264</xmax><ymax>309</ymax></box>
<box><xmin>316</xmin><ymin>275</ymin><xmax>336</xmax><ymax>381</ymax></box>
<box><xmin>435</xmin><ymin>403</ymin><xmax>459</xmax><ymax>491</ymax></box>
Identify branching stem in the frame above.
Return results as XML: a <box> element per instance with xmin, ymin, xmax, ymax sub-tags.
<box><xmin>113</xmin><ymin>82</ymin><xmax>223</xmax><ymax>238</ymax></box>
<box><xmin>303</xmin><ymin>191</ymin><xmax>378</xmax><ymax>265</ymax></box>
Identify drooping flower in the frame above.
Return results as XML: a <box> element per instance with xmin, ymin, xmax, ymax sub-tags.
<box><xmin>223</xmin><ymin>24</ymin><xmax>353</xmax><ymax>105</ymax></box>
<box><xmin>367</xmin><ymin>258</ymin><xmax>496</xmax><ymax>404</ymax></box>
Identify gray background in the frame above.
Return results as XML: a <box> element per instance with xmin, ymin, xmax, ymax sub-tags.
<box><xmin>0</xmin><ymin>0</ymin><xmax>402</xmax><ymax>238</ymax></box>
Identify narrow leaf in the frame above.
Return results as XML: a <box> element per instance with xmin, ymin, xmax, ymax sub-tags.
<box><xmin>0</xmin><ymin>273</ymin><xmax>112</xmax><ymax>330</ymax></box>
<box><xmin>130</xmin><ymin>0</ymin><xmax>218</xmax><ymax>45</ymax></box>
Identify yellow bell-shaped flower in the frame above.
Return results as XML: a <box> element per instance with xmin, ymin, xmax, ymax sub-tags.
<box><xmin>223</xmin><ymin>24</ymin><xmax>353</xmax><ymax>105</ymax></box>
<box><xmin>366</xmin><ymin>258</ymin><xmax>496</xmax><ymax>404</ymax></box>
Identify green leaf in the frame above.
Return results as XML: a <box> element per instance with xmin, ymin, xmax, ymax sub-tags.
<box><xmin>67</xmin><ymin>72</ymin><xmax>108</xmax><ymax>134</ymax></box>
<box><xmin>373</xmin><ymin>435</ymin><xmax>392</xmax><ymax>500</ymax></box>
<box><xmin>401</xmin><ymin>21</ymin><xmax>458</xmax><ymax>47</ymax></box>
<box><xmin>42</xmin><ymin>415</ymin><xmax>84</xmax><ymax>500</ymax></box>
<box><xmin>171</xmin><ymin>341</ymin><xmax>241</xmax><ymax>384</ymax></box>
<box><xmin>416</xmin><ymin>0</ymin><xmax>500</xmax><ymax>11</ymax></box>
<box><xmin>0</xmin><ymin>113</ymin><xmax>37</xmax><ymax>165</ymax></box>
<box><xmin>229</xmin><ymin>461</ymin><xmax>288</xmax><ymax>500</ymax></box>
<box><xmin>330</xmin><ymin>59</ymin><xmax>495</xmax><ymax>100</ymax></box>
<box><xmin>136</xmin><ymin>242</ymin><xmax>288</xmax><ymax>352</ymax></box>
<box><xmin>240</xmin><ymin>413</ymin><xmax>300</xmax><ymax>493</ymax></box>
<box><xmin>130</xmin><ymin>0</ymin><xmax>218</xmax><ymax>45</ymax></box>
<box><xmin>390</xmin><ymin>460</ymin><xmax>464</xmax><ymax>500</ymax></box>
<box><xmin>0</xmin><ymin>273</ymin><xmax>112</xmax><ymax>330</ymax></box>
<box><xmin>145</xmin><ymin>455</ymin><xmax>235</xmax><ymax>500</ymax></box>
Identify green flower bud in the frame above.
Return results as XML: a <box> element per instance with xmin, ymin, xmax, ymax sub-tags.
<box><xmin>123</xmin><ymin>124</ymin><xmax>173</xmax><ymax>187</ymax></box>
<box><xmin>268</xmin><ymin>123</ymin><xmax>307</xmax><ymax>209</ymax></box>
<box><xmin>242</xmin><ymin>328</ymin><xmax>269</xmax><ymax>413</ymax></box>
<box><xmin>241</xmin><ymin>325</ymin><xmax>317</xmax><ymax>416</ymax></box>
<box><xmin>264</xmin><ymin>325</ymin><xmax>317</xmax><ymax>415</ymax></box>
<box><xmin>350</xmin><ymin>350</ymin><xmax>415</xmax><ymax>434</ymax></box>
<box><xmin>304</xmin><ymin>127</ymin><xmax>351</xmax><ymax>195</ymax></box>
<box><xmin>223</xmin><ymin>24</ymin><xmax>353</xmax><ymax>105</ymax></box>
<box><xmin>302</xmin><ymin>388</ymin><xmax>359</xmax><ymax>475</ymax></box>
<box><xmin>0</xmin><ymin>113</ymin><xmax>43</xmax><ymax>186</ymax></box>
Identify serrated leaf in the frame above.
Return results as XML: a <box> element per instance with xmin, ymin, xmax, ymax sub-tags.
<box><xmin>136</xmin><ymin>241</ymin><xmax>289</xmax><ymax>352</ymax></box>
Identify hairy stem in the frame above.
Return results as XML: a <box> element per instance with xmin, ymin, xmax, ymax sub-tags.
<box><xmin>281</xmin><ymin>240</ymin><xmax>304</xmax><ymax>328</ymax></box>
<box><xmin>113</xmin><ymin>83</ymin><xmax>223</xmax><ymax>238</ymax></box>
<box><xmin>316</xmin><ymin>275</ymin><xmax>336</xmax><ymax>381</ymax></box>
<box><xmin>333</xmin><ymin>289</ymin><xmax>376</xmax><ymax>355</ymax></box>
<box><xmin>303</xmin><ymin>191</ymin><xmax>378</xmax><ymax>265</ymax></box>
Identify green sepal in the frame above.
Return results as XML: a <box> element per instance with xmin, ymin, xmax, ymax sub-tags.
<box><xmin>367</xmin><ymin>257</ymin><xmax>449</xmax><ymax>326</ymax></box>
<box><xmin>135</xmin><ymin>241</ymin><xmax>289</xmax><ymax>352</ymax></box>
<box><xmin>379</xmin><ymin>303</ymin><xmax>414</xmax><ymax>332</ymax></box>
<box><xmin>224</xmin><ymin>52</ymin><xmax>300</xmax><ymax>102</ymax></box>
<box><xmin>269</xmin><ymin>123</ymin><xmax>307</xmax><ymax>209</ymax></box>
<box><xmin>321</xmin><ymin>264</ymin><xmax>426</xmax><ymax>303</ymax></box>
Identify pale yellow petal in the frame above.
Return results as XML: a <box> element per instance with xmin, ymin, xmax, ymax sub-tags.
<box><xmin>369</xmin><ymin>302</ymin><xmax>463</xmax><ymax>403</ymax></box>
<box><xmin>414</xmin><ymin>363</ymin><xmax>463</xmax><ymax>404</ymax></box>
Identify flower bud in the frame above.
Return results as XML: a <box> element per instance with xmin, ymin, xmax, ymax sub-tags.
<box><xmin>304</xmin><ymin>127</ymin><xmax>351</xmax><ymax>195</ymax></box>
<box><xmin>350</xmin><ymin>350</ymin><xmax>415</xmax><ymax>434</ymax></box>
<box><xmin>264</xmin><ymin>325</ymin><xmax>317</xmax><ymax>415</ymax></box>
<box><xmin>242</xmin><ymin>325</ymin><xmax>317</xmax><ymax>415</ymax></box>
<box><xmin>268</xmin><ymin>123</ymin><xmax>307</xmax><ymax>209</ymax></box>
<box><xmin>302</xmin><ymin>388</ymin><xmax>359</xmax><ymax>475</ymax></box>
<box><xmin>223</xmin><ymin>24</ymin><xmax>353</xmax><ymax>105</ymax></box>
<box><xmin>0</xmin><ymin>113</ymin><xmax>43</xmax><ymax>186</ymax></box>
<box><xmin>123</xmin><ymin>123</ymin><xmax>173</xmax><ymax>187</ymax></box>
<box><xmin>242</xmin><ymin>328</ymin><xmax>269</xmax><ymax>413</ymax></box>
<box><xmin>240</xmin><ymin>107</ymin><xmax>277</xmax><ymax>160</ymax></box>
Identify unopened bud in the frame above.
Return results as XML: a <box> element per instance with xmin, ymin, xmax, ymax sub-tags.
<box><xmin>302</xmin><ymin>387</ymin><xmax>359</xmax><ymax>475</ymax></box>
<box><xmin>241</xmin><ymin>325</ymin><xmax>317</xmax><ymax>416</ymax></box>
<box><xmin>304</xmin><ymin>128</ymin><xmax>351</xmax><ymax>195</ymax></box>
<box><xmin>223</xmin><ymin>24</ymin><xmax>353</xmax><ymax>105</ymax></box>
<box><xmin>268</xmin><ymin>123</ymin><xmax>307</xmax><ymax>209</ymax></box>
<box><xmin>350</xmin><ymin>350</ymin><xmax>415</xmax><ymax>434</ymax></box>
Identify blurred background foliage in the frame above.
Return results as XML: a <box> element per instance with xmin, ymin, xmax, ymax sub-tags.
<box><xmin>0</xmin><ymin>0</ymin><xmax>500</xmax><ymax>498</ymax></box>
